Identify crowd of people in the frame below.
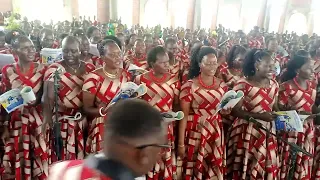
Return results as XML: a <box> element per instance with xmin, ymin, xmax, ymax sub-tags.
<box><xmin>0</xmin><ymin>15</ymin><xmax>320</xmax><ymax>180</ymax></box>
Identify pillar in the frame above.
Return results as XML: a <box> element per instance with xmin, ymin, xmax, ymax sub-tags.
<box><xmin>278</xmin><ymin>0</ymin><xmax>290</xmax><ymax>33</ymax></box>
<box><xmin>257</xmin><ymin>0</ymin><xmax>268</xmax><ymax>28</ymax></box>
<box><xmin>186</xmin><ymin>0</ymin><xmax>196</xmax><ymax>30</ymax></box>
<box><xmin>193</xmin><ymin>0</ymin><xmax>201</xmax><ymax>30</ymax></box>
<box><xmin>210</xmin><ymin>0</ymin><xmax>221</xmax><ymax>30</ymax></box>
<box><xmin>110</xmin><ymin>0</ymin><xmax>118</xmax><ymax>20</ymax></box>
<box><xmin>1</xmin><ymin>0</ymin><xmax>13</xmax><ymax>12</ymax></box>
<box><xmin>71</xmin><ymin>0</ymin><xmax>79</xmax><ymax>18</ymax></box>
<box><xmin>97</xmin><ymin>0</ymin><xmax>110</xmax><ymax>23</ymax></box>
<box><xmin>132</xmin><ymin>0</ymin><xmax>140</xmax><ymax>25</ymax></box>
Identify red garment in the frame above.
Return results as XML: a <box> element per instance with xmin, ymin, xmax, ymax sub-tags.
<box><xmin>248</xmin><ymin>37</ymin><xmax>264</xmax><ymax>49</ymax></box>
<box><xmin>215</xmin><ymin>62</ymin><xmax>228</xmax><ymax>78</ymax></box>
<box><xmin>227</xmin><ymin>78</ymin><xmax>279</xmax><ymax>179</ymax></box>
<box><xmin>179</xmin><ymin>79</ymin><xmax>228</xmax><ymax>180</ymax></box>
<box><xmin>48</xmin><ymin>160</ymin><xmax>110</xmax><ymax>180</ymax></box>
<box><xmin>90</xmin><ymin>56</ymin><xmax>104</xmax><ymax>68</ymax></box>
<box><xmin>278</xmin><ymin>80</ymin><xmax>315</xmax><ymax>179</ymax></box>
<box><xmin>124</xmin><ymin>53</ymin><xmax>148</xmax><ymax>71</ymax></box>
<box><xmin>220</xmin><ymin>67</ymin><xmax>242</xmax><ymax>88</ymax></box>
<box><xmin>52</xmin><ymin>40</ymin><xmax>59</xmax><ymax>49</ymax></box>
<box><xmin>1</xmin><ymin>63</ymin><xmax>48</xmax><ymax>180</ymax></box>
<box><xmin>135</xmin><ymin>73</ymin><xmax>180</xmax><ymax>180</ymax></box>
<box><xmin>43</xmin><ymin>62</ymin><xmax>95</xmax><ymax>162</ymax></box>
<box><xmin>82</xmin><ymin>70</ymin><xmax>130</xmax><ymax>154</ymax></box>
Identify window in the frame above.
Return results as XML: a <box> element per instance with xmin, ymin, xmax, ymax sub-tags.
<box><xmin>200</xmin><ymin>0</ymin><xmax>215</xmax><ymax>29</ymax></box>
<box><xmin>268</xmin><ymin>0</ymin><xmax>286</xmax><ymax>33</ymax></box>
<box><xmin>20</xmin><ymin>0</ymin><xmax>64</xmax><ymax>23</ymax></box>
<box><xmin>217</xmin><ymin>4</ymin><xmax>240</xmax><ymax>31</ymax></box>
<box><xmin>144</xmin><ymin>0</ymin><xmax>167</xmax><ymax>27</ymax></box>
<box><xmin>312</xmin><ymin>0</ymin><xmax>320</xmax><ymax>34</ymax></box>
<box><xmin>286</xmin><ymin>12</ymin><xmax>307</xmax><ymax>35</ymax></box>
<box><xmin>78</xmin><ymin>0</ymin><xmax>97</xmax><ymax>20</ymax></box>
<box><xmin>117</xmin><ymin>0</ymin><xmax>133</xmax><ymax>27</ymax></box>
<box><xmin>241</xmin><ymin>0</ymin><xmax>263</xmax><ymax>33</ymax></box>
<box><xmin>173</xmin><ymin>0</ymin><xmax>188</xmax><ymax>28</ymax></box>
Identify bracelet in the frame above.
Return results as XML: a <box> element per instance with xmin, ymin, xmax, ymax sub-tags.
<box><xmin>178</xmin><ymin>144</ymin><xmax>185</xmax><ymax>148</ymax></box>
<box><xmin>99</xmin><ymin>107</ymin><xmax>107</xmax><ymax>117</ymax></box>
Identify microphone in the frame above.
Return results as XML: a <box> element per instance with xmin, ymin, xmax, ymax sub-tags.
<box><xmin>243</xmin><ymin>116</ymin><xmax>312</xmax><ymax>157</ymax></box>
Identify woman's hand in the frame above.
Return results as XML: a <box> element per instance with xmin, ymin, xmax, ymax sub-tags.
<box><xmin>1</xmin><ymin>126</ymin><xmax>9</xmax><ymax>141</ymax></box>
<box><xmin>258</xmin><ymin>112</ymin><xmax>277</xmax><ymax>122</ymax></box>
<box><xmin>177</xmin><ymin>144</ymin><xmax>186</xmax><ymax>158</ymax></box>
<box><xmin>220</xmin><ymin>107</ymin><xmax>232</xmax><ymax>115</ymax></box>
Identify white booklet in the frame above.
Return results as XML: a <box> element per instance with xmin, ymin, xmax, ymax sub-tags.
<box><xmin>275</xmin><ymin>110</ymin><xmax>303</xmax><ymax>132</ymax></box>
<box><xmin>0</xmin><ymin>86</ymin><xmax>36</xmax><ymax>113</ymax></box>
<box><xmin>217</xmin><ymin>90</ymin><xmax>244</xmax><ymax>111</ymax></box>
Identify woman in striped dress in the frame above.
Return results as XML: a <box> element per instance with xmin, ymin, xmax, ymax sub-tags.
<box><xmin>278</xmin><ymin>50</ymin><xmax>315</xmax><ymax>179</ymax></box>
<box><xmin>227</xmin><ymin>49</ymin><xmax>279</xmax><ymax>180</ymax></box>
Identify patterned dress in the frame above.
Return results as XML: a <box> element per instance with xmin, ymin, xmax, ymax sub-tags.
<box><xmin>135</xmin><ymin>73</ymin><xmax>181</xmax><ymax>180</ymax></box>
<box><xmin>1</xmin><ymin>63</ymin><xmax>48</xmax><ymax>180</ymax></box>
<box><xmin>227</xmin><ymin>78</ymin><xmax>279</xmax><ymax>180</ymax></box>
<box><xmin>278</xmin><ymin>80</ymin><xmax>315</xmax><ymax>180</ymax></box>
<box><xmin>82</xmin><ymin>69</ymin><xmax>130</xmax><ymax>154</ymax></box>
<box><xmin>44</xmin><ymin>62</ymin><xmax>95</xmax><ymax>162</ymax></box>
<box><xmin>220</xmin><ymin>67</ymin><xmax>242</xmax><ymax>88</ymax></box>
<box><xmin>179</xmin><ymin>79</ymin><xmax>228</xmax><ymax>180</ymax></box>
<box><xmin>124</xmin><ymin>53</ymin><xmax>148</xmax><ymax>70</ymax></box>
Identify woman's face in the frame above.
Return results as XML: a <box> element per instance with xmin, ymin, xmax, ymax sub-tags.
<box><xmin>255</xmin><ymin>56</ymin><xmax>275</xmax><ymax>79</ymax></box>
<box><xmin>80</xmin><ymin>37</ymin><xmax>90</xmax><ymax>55</ymax></box>
<box><xmin>233</xmin><ymin>53</ymin><xmax>245</xmax><ymax>69</ymax></box>
<box><xmin>134</xmin><ymin>41</ymin><xmax>146</xmax><ymax>54</ymax></box>
<box><xmin>41</xmin><ymin>33</ymin><xmax>54</xmax><ymax>48</ymax></box>
<box><xmin>152</xmin><ymin>53</ymin><xmax>170</xmax><ymax>74</ymax></box>
<box><xmin>104</xmin><ymin>43</ymin><xmax>122</xmax><ymax>69</ymax></box>
<box><xmin>129</xmin><ymin>35</ymin><xmax>137</xmax><ymax>46</ymax></box>
<box><xmin>200</xmin><ymin>54</ymin><xmax>218</xmax><ymax>77</ymax></box>
<box><xmin>62</xmin><ymin>41</ymin><xmax>80</xmax><ymax>65</ymax></box>
<box><xmin>91</xmin><ymin>29</ymin><xmax>102</xmax><ymax>44</ymax></box>
<box><xmin>267</xmin><ymin>40</ymin><xmax>278</xmax><ymax>52</ymax></box>
<box><xmin>16</xmin><ymin>39</ymin><xmax>36</xmax><ymax>62</ymax></box>
<box><xmin>298</xmin><ymin>59</ymin><xmax>315</xmax><ymax>80</ymax></box>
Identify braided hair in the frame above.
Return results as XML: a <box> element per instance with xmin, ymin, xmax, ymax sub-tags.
<box><xmin>189</xmin><ymin>46</ymin><xmax>217</xmax><ymax>79</ymax></box>
<box><xmin>242</xmin><ymin>49</ymin><xmax>272</xmax><ymax>77</ymax></box>
<box><xmin>226</xmin><ymin>45</ymin><xmax>247</xmax><ymax>68</ymax></box>
<box><xmin>281</xmin><ymin>50</ymin><xmax>310</xmax><ymax>82</ymax></box>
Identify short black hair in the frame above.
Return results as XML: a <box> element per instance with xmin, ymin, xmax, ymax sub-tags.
<box><xmin>242</xmin><ymin>49</ymin><xmax>272</xmax><ymax>77</ymax></box>
<box><xmin>105</xmin><ymin>99</ymin><xmax>163</xmax><ymax>139</ymax></box>
<box><xmin>104</xmin><ymin>35</ymin><xmax>122</xmax><ymax>50</ymax></box>
<box><xmin>97</xmin><ymin>39</ymin><xmax>118</xmax><ymax>56</ymax></box>
<box><xmin>86</xmin><ymin>26</ymin><xmax>99</xmax><ymax>38</ymax></box>
<box><xmin>73</xmin><ymin>29</ymin><xmax>85</xmax><ymax>36</ymax></box>
<box><xmin>5</xmin><ymin>29</ymin><xmax>26</xmax><ymax>44</ymax></box>
<box><xmin>11</xmin><ymin>35</ymin><xmax>31</xmax><ymax>49</ymax></box>
<box><xmin>147</xmin><ymin>46</ymin><xmax>167</xmax><ymax>68</ymax></box>
<box><xmin>281</xmin><ymin>50</ymin><xmax>310</xmax><ymax>82</ymax></box>
<box><xmin>61</xmin><ymin>36</ymin><xmax>80</xmax><ymax>48</ymax></box>
<box><xmin>227</xmin><ymin>45</ymin><xmax>247</xmax><ymax>68</ymax></box>
<box><xmin>165</xmin><ymin>38</ymin><xmax>177</xmax><ymax>47</ymax></box>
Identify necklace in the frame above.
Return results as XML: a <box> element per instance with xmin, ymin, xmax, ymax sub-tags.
<box><xmin>65</xmin><ymin>61</ymin><xmax>81</xmax><ymax>73</ymax></box>
<box><xmin>103</xmin><ymin>66</ymin><xmax>118</xmax><ymax>79</ymax></box>
<box><xmin>16</xmin><ymin>62</ymin><xmax>35</xmax><ymax>78</ymax></box>
<box><xmin>293</xmin><ymin>77</ymin><xmax>309</xmax><ymax>91</ymax></box>
<box><xmin>198</xmin><ymin>75</ymin><xmax>215</xmax><ymax>89</ymax></box>
<box><xmin>149</xmin><ymin>70</ymin><xmax>167</xmax><ymax>83</ymax></box>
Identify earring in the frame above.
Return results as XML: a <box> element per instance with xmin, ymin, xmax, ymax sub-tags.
<box><xmin>256</xmin><ymin>68</ymin><xmax>259</xmax><ymax>71</ymax></box>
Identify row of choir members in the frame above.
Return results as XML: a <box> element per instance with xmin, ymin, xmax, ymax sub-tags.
<box><xmin>0</xmin><ymin>33</ymin><xmax>318</xmax><ymax>180</ymax></box>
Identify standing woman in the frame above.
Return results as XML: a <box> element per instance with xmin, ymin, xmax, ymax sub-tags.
<box><xmin>82</xmin><ymin>39</ymin><xmax>130</xmax><ymax>154</ymax></box>
<box><xmin>43</xmin><ymin>36</ymin><xmax>95</xmax><ymax>162</ymax></box>
<box><xmin>278</xmin><ymin>50</ymin><xmax>315</xmax><ymax>179</ymax></box>
<box><xmin>220</xmin><ymin>45</ymin><xmax>246</xmax><ymax>88</ymax></box>
<box><xmin>76</xmin><ymin>34</ymin><xmax>101</xmax><ymax>67</ymax></box>
<box><xmin>124</xmin><ymin>39</ymin><xmax>148</xmax><ymax>70</ymax></box>
<box><xmin>227</xmin><ymin>49</ymin><xmax>279</xmax><ymax>179</ymax></box>
<box><xmin>135</xmin><ymin>46</ymin><xmax>180</xmax><ymax>180</ymax></box>
<box><xmin>178</xmin><ymin>46</ymin><xmax>230</xmax><ymax>180</ymax></box>
<box><xmin>165</xmin><ymin>38</ymin><xmax>182</xmax><ymax>79</ymax></box>
<box><xmin>1</xmin><ymin>35</ymin><xmax>48</xmax><ymax>179</ymax></box>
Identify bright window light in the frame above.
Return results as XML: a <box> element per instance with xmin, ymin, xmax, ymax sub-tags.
<box><xmin>173</xmin><ymin>0</ymin><xmax>188</xmax><ymax>28</ymax></box>
<box><xmin>144</xmin><ymin>0</ymin><xmax>167</xmax><ymax>27</ymax></box>
<box><xmin>285</xmin><ymin>12</ymin><xmax>307</xmax><ymax>35</ymax></box>
<box><xmin>117</xmin><ymin>0</ymin><xmax>133</xmax><ymax>27</ymax></box>
<box><xmin>78</xmin><ymin>0</ymin><xmax>97</xmax><ymax>20</ymax></box>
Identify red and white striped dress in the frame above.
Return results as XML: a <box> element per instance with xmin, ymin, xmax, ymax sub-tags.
<box><xmin>44</xmin><ymin>62</ymin><xmax>95</xmax><ymax>162</ymax></box>
<box><xmin>278</xmin><ymin>79</ymin><xmax>315</xmax><ymax>180</ymax></box>
<box><xmin>1</xmin><ymin>63</ymin><xmax>48</xmax><ymax>180</ymax></box>
<box><xmin>179</xmin><ymin>78</ymin><xmax>228</xmax><ymax>180</ymax></box>
<box><xmin>227</xmin><ymin>78</ymin><xmax>279</xmax><ymax>180</ymax></box>
<box><xmin>82</xmin><ymin>69</ymin><xmax>130</xmax><ymax>154</ymax></box>
<box><xmin>135</xmin><ymin>72</ymin><xmax>180</xmax><ymax>180</ymax></box>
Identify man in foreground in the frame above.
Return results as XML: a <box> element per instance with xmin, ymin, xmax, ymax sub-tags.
<box><xmin>48</xmin><ymin>99</ymin><xmax>169</xmax><ymax>180</ymax></box>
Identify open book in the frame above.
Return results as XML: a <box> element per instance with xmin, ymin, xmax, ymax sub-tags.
<box><xmin>217</xmin><ymin>90</ymin><xmax>244</xmax><ymax>111</ymax></box>
<box><xmin>107</xmin><ymin>82</ymin><xmax>147</xmax><ymax>108</ymax></box>
<box><xmin>275</xmin><ymin>110</ymin><xmax>303</xmax><ymax>132</ymax></box>
<box><xmin>0</xmin><ymin>86</ymin><xmax>36</xmax><ymax>113</ymax></box>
